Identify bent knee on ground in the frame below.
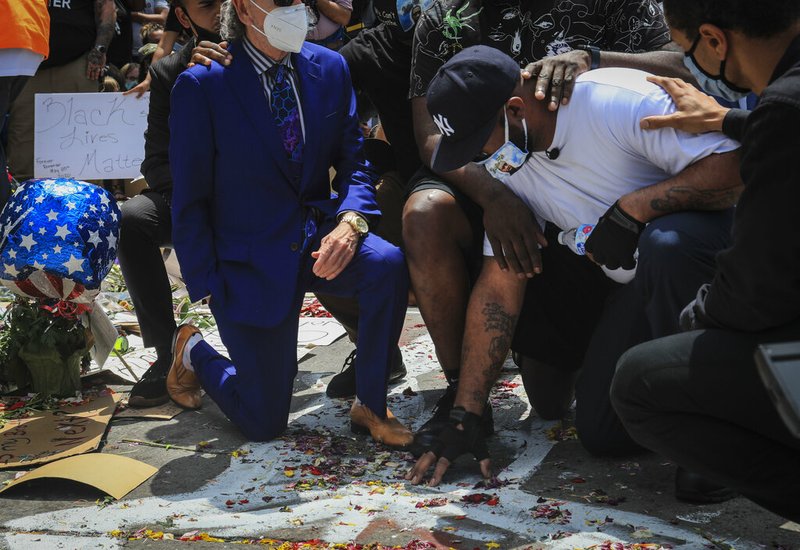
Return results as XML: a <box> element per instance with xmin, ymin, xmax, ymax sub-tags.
<box><xmin>402</xmin><ymin>190</ymin><xmax>472</xmax><ymax>253</ymax></box>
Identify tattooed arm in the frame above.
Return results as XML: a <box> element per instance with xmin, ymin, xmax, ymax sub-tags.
<box><xmin>618</xmin><ymin>150</ymin><xmax>743</xmax><ymax>224</ymax></box>
<box><xmin>87</xmin><ymin>0</ymin><xmax>116</xmax><ymax>81</ymax></box>
<box><xmin>407</xmin><ymin>259</ymin><xmax>526</xmax><ymax>486</ymax></box>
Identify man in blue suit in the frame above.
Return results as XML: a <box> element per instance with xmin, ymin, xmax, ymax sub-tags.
<box><xmin>166</xmin><ymin>0</ymin><xmax>412</xmax><ymax>446</ymax></box>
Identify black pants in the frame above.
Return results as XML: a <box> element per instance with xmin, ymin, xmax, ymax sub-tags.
<box><xmin>117</xmin><ymin>190</ymin><xmax>177</xmax><ymax>352</ymax></box>
<box><xmin>0</xmin><ymin>75</ymin><xmax>30</xmax><ymax>210</ymax></box>
<box><xmin>512</xmin><ymin>210</ymin><xmax>735</xmax><ymax>455</ymax></box>
<box><xmin>611</xmin><ymin>323</ymin><xmax>800</xmax><ymax>521</ymax></box>
<box><xmin>340</xmin><ymin>23</ymin><xmax>420</xmax><ymax>182</ymax></box>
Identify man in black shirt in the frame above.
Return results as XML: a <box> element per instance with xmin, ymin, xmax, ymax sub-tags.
<box><xmin>121</xmin><ymin>0</ymin><xmax>222</xmax><ymax>407</ymax></box>
<box><xmin>611</xmin><ymin>0</ymin><xmax>800</xmax><ymax>521</ymax></box>
<box><xmin>7</xmin><ymin>0</ymin><xmax>116</xmax><ymax>183</ymax></box>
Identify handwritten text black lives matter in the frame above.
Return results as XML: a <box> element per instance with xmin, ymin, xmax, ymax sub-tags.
<box><xmin>35</xmin><ymin>93</ymin><xmax>147</xmax><ymax>180</ymax></box>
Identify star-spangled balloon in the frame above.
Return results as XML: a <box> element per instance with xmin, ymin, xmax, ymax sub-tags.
<box><xmin>0</xmin><ymin>178</ymin><xmax>121</xmax><ymax>304</ymax></box>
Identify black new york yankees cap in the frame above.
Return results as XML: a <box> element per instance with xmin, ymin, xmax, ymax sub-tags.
<box><xmin>427</xmin><ymin>45</ymin><xmax>522</xmax><ymax>173</ymax></box>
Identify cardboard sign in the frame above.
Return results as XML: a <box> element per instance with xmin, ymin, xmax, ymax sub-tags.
<box><xmin>34</xmin><ymin>92</ymin><xmax>149</xmax><ymax>180</ymax></box>
<box><xmin>0</xmin><ymin>393</ymin><xmax>120</xmax><ymax>469</ymax></box>
<box><xmin>0</xmin><ymin>454</ymin><xmax>157</xmax><ymax>499</ymax></box>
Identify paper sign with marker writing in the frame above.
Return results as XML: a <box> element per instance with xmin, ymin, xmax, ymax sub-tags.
<box><xmin>0</xmin><ymin>392</ymin><xmax>120</xmax><ymax>469</ymax></box>
<box><xmin>34</xmin><ymin>92</ymin><xmax>149</xmax><ymax>180</ymax></box>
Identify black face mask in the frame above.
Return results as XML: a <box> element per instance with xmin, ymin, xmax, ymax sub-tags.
<box><xmin>185</xmin><ymin>11</ymin><xmax>222</xmax><ymax>44</ymax></box>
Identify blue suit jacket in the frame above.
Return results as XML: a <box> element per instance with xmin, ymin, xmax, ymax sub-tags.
<box><xmin>169</xmin><ymin>40</ymin><xmax>378</xmax><ymax>328</ymax></box>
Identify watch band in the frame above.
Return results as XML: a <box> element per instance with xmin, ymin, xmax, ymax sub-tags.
<box><xmin>578</xmin><ymin>44</ymin><xmax>601</xmax><ymax>70</ymax></box>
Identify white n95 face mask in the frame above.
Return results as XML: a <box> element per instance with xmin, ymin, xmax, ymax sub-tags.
<box><xmin>249</xmin><ymin>1</ymin><xmax>308</xmax><ymax>53</ymax></box>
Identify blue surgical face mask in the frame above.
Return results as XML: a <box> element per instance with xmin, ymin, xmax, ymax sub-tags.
<box><xmin>683</xmin><ymin>34</ymin><xmax>750</xmax><ymax>102</ymax></box>
<box><xmin>477</xmin><ymin>109</ymin><xmax>529</xmax><ymax>182</ymax></box>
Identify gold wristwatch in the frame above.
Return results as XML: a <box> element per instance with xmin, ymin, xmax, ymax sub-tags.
<box><xmin>340</xmin><ymin>212</ymin><xmax>369</xmax><ymax>237</ymax></box>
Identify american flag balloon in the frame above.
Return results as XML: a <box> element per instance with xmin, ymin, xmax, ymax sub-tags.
<box><xmin>0</xmin><ymin>178</ymin><xmax>121</xmax><ymax>304</ymax></box>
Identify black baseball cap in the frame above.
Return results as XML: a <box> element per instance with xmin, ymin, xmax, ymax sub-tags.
<box><xmin>427</xmin><ymin>45</ymin><xmax>522</xmax><ymax>173</ymax></box>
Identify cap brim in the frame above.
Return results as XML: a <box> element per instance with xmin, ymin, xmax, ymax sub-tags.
<box><xmin>431</xmin><ymin>115</ymin><xmax>498</xmax><ymax>174</ymax></box>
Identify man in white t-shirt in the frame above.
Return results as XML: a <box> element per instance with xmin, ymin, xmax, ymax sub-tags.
<box><xmin>406</xmin><ymin>45</ymin><xmax>742</xmax><ymax>487</ymax></box>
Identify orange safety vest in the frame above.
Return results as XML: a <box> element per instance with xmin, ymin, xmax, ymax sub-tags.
<box><xmin>0</xmin><ymin>0</ymin><xmax>50</xmax><ymax>58</ymax></box>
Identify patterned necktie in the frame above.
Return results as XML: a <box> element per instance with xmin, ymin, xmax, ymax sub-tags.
<box><xmin>268</xmin><ymin>63</ymin><xmax>303</xmax><ymax>163</ymax></box>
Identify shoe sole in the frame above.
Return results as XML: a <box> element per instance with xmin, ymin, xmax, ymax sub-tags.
<box><xmin>350</xmin><ymin>421</ymin><xmax>369</xmax><ymax>435</ymax></box>
<box><xmin>128</xmin><ymin>394</ymin><xmax>171</xmax><ymax>408</ymax></box>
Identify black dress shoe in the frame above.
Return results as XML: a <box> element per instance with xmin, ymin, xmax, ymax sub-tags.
<box><xmin>128</xmin><ymin>357</ymin><xmax>171</xmax><ymax>408</ymax></box>
<box><xmin>412</xmin><ymin>384</ymin><xmax>494</xmax><ymax>454</ymax></box>
<box><xmin>326</xmin><ymin>347</ymin><xmax>407</xmax><ymax>399</ymax></box>
<box><xmin>675</xmin><ymin>467</ymin><xmax>737</xmax><ymax>504</ymax></box>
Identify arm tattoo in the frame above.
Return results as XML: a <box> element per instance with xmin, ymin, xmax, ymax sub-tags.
<box><xmin>95</xmin><ymin>0</ymin><xmax>116</xmax><ymax>47</ymax></box>
<box><xmin>470</xmin><ymin>302</ymin><xmax>517</xmax><ymax>407</ymax></box>
<box><xmin>650</xmin><ymin>185</ymin><xmax>740</xmax><ymax>213</ymax></box>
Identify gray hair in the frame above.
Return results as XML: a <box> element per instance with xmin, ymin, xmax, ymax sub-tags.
<box><xmin>220</xmin><ymin>0</ymin><xmax>245</xmax><ymax>41</ymax></box>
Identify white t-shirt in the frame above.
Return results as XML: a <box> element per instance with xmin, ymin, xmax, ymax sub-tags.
<box><xmin>483</xmin><ymin>68</ymin><xmax>740</xmax><ymax>256</ymax></box>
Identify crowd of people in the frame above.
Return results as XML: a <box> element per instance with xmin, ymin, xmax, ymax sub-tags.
<box><xmin>1</xmin><ymin>0</ymin><xmax>799</xmax><ymax>525</ymax></box>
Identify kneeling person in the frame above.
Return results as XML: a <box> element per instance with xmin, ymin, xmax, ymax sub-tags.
<box><xmin>167</xmin><ymin>0</ymin><xmax>411</xmax><ymax>446</ymax></box>
<box><xmin>407</xmin><ymin>46</ymin><xmax>741</xmax><ymax>485</ymax></box>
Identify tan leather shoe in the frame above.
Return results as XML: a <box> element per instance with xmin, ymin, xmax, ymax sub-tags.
<box><xmin>167</xmin><ymin>323</ymin><xmax>202</xmax><ymax>410</ymax></box>
<box><xmin>350</xmin><ymin>402</ymin><xmax>413</xmax><ymax>448</ymax></box>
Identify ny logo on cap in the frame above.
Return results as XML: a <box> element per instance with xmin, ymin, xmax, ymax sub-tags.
<box><xmin>433</xmin><ymin>114</ymin><xmax>454</xmax><ymax>137</ymax></box>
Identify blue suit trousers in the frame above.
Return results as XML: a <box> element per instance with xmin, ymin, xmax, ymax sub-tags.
<box><xmin>190</xmin><ymin>231</ymin><xmax>408</xmax><ymax>441</ymax></box>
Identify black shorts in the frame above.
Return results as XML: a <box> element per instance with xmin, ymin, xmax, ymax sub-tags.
<box><xmin>407</xmin><ymin>165</ymin><xmax>485</xmax><ymax>278</ymax></box>
<box><xmin>511</xmin><ymin>223</ymin><xmax>620</xmax><ymax>370</ymax></box>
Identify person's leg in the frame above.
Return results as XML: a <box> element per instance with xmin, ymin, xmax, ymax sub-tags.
<box><xmin>316</xmin><ymin>169</ymin><xmax>409</xmax><ymax>399</ymax></box>
<box><xmin>402</xmin><ymin>179</ymin><xmax>480</xmax><ymax>380</ymax></box>
<box><xmin>190</xmin><ymin>302</ymin><xmax>302</xmax><ymax>441</ymax></box>
<box><xmin>117</xmin><ymin>191</ymin><xmax>177</xmax><ymax>405</ymax></box>
<box><xmin>635</xmin><ymin>209</ymin><xmax>734</xmax><ymax>336</ymax></box>
<box><xmin>611</xmin><ymin>326</ymin><xmax>800</xmax><ymax>521</ymax></box>
<box><xmin>574</xmin><ymin>283</ymin><xmax>649</xmax><ymax>455</ymax></box>
<box><xmin>8</xmin><ymin>54</ymin><xmax>98</xmax><ymax>182</ymax></box>
<box><xmin>575</xmin><ymin>210</ymin><xmax>734</xmax><ymax>455</ymax></box>
<box><xmin>0</xmin><ymin>75</ymin><xmax>29</xmax><ymax>209</ymax></box>
<box><xmin>309</xmin><ymin>232</ymin><xmax>409</xmax><ymax>417</ymax></box>
<box><xmin>7</xmin><ymin>71</ymin><xmax>45</xmax><ymax>183</ymax></box>
<box><xmin>513</xmin><ymin>223</ymin><xmax>616</xmax><ymax>420</ymax></box>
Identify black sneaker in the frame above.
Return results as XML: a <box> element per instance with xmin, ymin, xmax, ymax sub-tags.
<box><xmin>412</xmin><ymin>384</ymin><xmax>494</xmax><ymax>453</ymax></box>
<box><xmin>326</xmin><ymin>347</ymin><xmax>407</xmax><ymax>399</ymax></box>
<box><xmin>675</xmin><ymin>467</ymin><xmax>737</xmax><ymax>504</ymax></box>
<box><xmin>128</xmin><ymin>357</ymin><xmax>171</xmax><ymax>408</ymax></box>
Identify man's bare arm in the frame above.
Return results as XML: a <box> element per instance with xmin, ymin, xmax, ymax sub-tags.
<box><xmin>131</xmin><ymin>7</ymin><xmax>169</xmax><ymax>25</ymax></box>
<box><xmin>316</xmin><ymin>0</ymin><xmax>351</xmax><ymax>27</ymax></box>
<box><xmin>88</xmin><ymin>0</ymin><xmax>116</xmax><ymax>81</ymax></box>
<box><xmin>411</xmin><ymin>97</ymin><xmax>547</xmax><ymax>276</ymax></box>
<box><xmin>525</xmin><ymin>43</ymin><xmax>693</xmax><ymax>112</ymax></box>
<box><xmin>618</xmin><ymin>150</ymin><xmax>743</xmax><ymax>223</ymax></box>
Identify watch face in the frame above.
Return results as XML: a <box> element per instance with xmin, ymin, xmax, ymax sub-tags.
<box><xmin>354</xmin><ymin>217</ymin><xmax>369</xmax><ymax>234</ymax></box>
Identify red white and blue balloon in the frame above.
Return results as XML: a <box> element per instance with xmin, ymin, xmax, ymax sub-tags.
<box><xmin>0</xmin><ymin>178</ymin><xmax>121</xmax><ymax>303</ymax></box>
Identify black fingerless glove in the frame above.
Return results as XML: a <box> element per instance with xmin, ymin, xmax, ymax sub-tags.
<box><xmin>431</xmin><ymin>407</ymin><xmax>490</xmax><ymax>463</ymax></box>
<box><xmin>585</xmin><ymin>201</ymin><xmax>645</xmax><ymax>270</ymax></box>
